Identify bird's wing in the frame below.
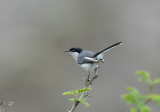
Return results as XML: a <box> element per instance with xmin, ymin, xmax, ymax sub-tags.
<box><xmin>77</xmin><ymin>56</ymin><xmax>98</xmax><ymax>64</ymax></box>
<box><xmin>84</xmin><ymin>57</ymin><xmax>98</xmax><ymax>63</ymax></box>
<box><xmin>93</xmin><ymin>42</ymin><xmax>123</xmax><ymax>59</ymax></box>
<box><xmin>77</xmin><ymin>51</ymin><xmax>97</xmax><ymax>64</ymax></box>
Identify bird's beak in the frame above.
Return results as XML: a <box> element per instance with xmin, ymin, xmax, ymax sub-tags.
<box><xmin>64</xmin><ymin>50</ymin><xmax>69</xmax><ymax>52</ymax></box>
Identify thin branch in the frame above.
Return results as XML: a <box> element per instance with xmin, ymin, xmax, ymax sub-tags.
<box><xmin>0</xmin><ymin>101</ymin><xmax>13</xmax><ymax>112</ymax></box>
<box><xmin>67</xmin><ymin>101</ymin><xmax>80</xmax><ymax>112</ymax></box>
<box><xmin>144</xmin><ymin>84</ymin><xmax>153</xmax><ymax>105</ymax></box>
<box><xmin>67</xmin><ymin>68</ymin><xmax>98</xmax><ymax>112</ymax></box>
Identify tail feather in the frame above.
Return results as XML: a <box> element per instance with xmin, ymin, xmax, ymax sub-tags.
<box><xmin>93</xmin><ymin>42</ymin><xmax>123</xmax><ymax>57</ymax></box>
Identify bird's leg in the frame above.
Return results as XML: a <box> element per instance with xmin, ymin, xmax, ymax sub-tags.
<box><xmin>94</xmin><ymin>67</ymin><xmax>98</xmax><ymax>76</ymax></box>
<box><xmin>87</xmin><ymin>72</ymin><xmax>90</xmax><ymax>81</ymax></box>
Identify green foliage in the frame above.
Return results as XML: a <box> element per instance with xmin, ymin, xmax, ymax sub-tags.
<box><xmin>136</xmin><ymin>71</ymin><xmax>160</xmax><ymax>86</ymax></box>
<box><xmin>153</xmin><ymin>78</ymin><xmax>160</xmax><ymax>84</ymax></box>
<box><xmin>129</xmin><ymin>106</ymin><xmax>152</xmax><ymax>112</ymax></box>
<box><xmin>63</xmin><ymin>88</ymin><xmax>91</xmax><ymax>96</ymax></box>
<box><xmin>63</xmin><ymin>88</ymin><xmax>92</xmax><ymax>107</ymax></box>
<box><xmin>69</xmin><ymin>98</ymin><xmax>76</xmax><ymax>102</ymax></box>
<box><xmin>79</xmin><ymin>99</ymin><xmax>90</xmax><ymax>107</ymax></box>
<box><xmin>63</xmin><ymin>90</ymin><xmax>77</xmax><ymax>95</ymax></box>
<box><xmin>140</xmin><ymin>106</ymin><xmax>152</xmax><ymax>112</ymax></box>
<box><xmin>122</xmin><ymin>71</ymin><xmax>160</xmax><ymax>112</ymax></box>
<box><xmin>147</xmin><ymin>94</ymin><xmax>160</xmax><ymax>106</ymax></box>
<box><xmin>136</xmin><ymin>71</ymin><xmax>152</xmax><ymax>84</ymax></box>
<box><xmin>130</xmin><ymin>107</ymin><xmax>138</xmax><ymax>112</ymax></box>
<box><xmin>77</xmin><ymin>88</ymin><xmax>92</xmax><ymax>94</ymax></box>
<box><xmin>122</xmin><ymin>87</ymin><xmax>145</xmax><ymax>105</ymax></box>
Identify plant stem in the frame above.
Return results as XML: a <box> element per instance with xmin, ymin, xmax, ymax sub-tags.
<box><xmin>144</xmin><ymin>84</ymin><xmax>153</xmax><ymax>105</ymax></box>
<box><xmin>137</xmin><ymin>84</ymin><xmax>153</xmax><ymax>112</ymax></box>
<box><xmin>68</xmin><ymin>101</ymin><xmax>80</xmax><ymax>112</ymax></box>
<box><xmin>67</xmin><ymin>68</ymin><xmax>98</xmax><ymax>112</ymax></box>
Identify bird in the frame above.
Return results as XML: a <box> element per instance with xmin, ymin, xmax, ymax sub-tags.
<box><xmin>64</xmin><ymin>42</ymin><xmax>123</xmax><ymax>80</ymax></box>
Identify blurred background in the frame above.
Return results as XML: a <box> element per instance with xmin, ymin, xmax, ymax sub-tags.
<box><xmin>0</xmin><ymin>0</ymin><xmax>160</xmax><ymax>112</ymax></box>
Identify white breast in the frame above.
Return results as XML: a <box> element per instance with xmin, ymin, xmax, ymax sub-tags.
<box><xmin>79</xmin><ymin>63</ymin><xmax>98</xmax><ymax>72</ymax></box>
<box><xmin>69</xmin><ymin>52</ymin><xmax>99</xmax><ymax>72</ymax></box>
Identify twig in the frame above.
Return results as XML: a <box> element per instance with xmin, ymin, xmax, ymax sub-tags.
<box><xmin>0</xmin><ymin>101</ymin><xmax>13</xmax><ymax>112</ymax></box>
<box><xmin>144</xmin><ymin>84</ymin><xmax>153</xmax><ymax>105</ymax></box>
<box><xmin>67</xmin><ymin>68</ymin><xmax>98</xmax><ymax>112</ymax></box>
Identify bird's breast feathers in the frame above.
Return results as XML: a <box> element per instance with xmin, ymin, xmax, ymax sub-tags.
<box><xmin>79</xmin><ymin>63</ymin><xmax>98</xmax><ymax>72</ymax></box>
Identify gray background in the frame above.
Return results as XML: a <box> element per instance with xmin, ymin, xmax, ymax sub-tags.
<box><xmin>0</xmin><ymin>0</ymin><xmax>160</xmax><ymax>112</ymax></box>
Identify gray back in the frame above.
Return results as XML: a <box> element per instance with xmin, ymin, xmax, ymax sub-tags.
<box><xmin>77</xmin><ymin>50</ymin><xmax>95</xmax><ymax>64</ymax></box>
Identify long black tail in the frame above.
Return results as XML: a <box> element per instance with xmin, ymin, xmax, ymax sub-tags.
<box><xmin>93</xmin><ymin>42</ymin><xmax>123</xmax><ymax>57</ymax></box>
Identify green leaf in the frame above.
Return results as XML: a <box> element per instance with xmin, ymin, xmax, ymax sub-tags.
<box><xmin>63</xmin><ymin>90</ymin><xmax>76</xmax><ymax>95</ymax></box>
<box><xmin>140</xmin><ymin>105</ymin><xmax>152</xmax><ymax>112</ymax></box>
<box><xmin>76</xmin><ymin>88</ymin><xmax>92</xmax><ymax>94</ymax></box>
<box><xmin>137</xmin><ymin>102</ymin><xmax>145</xmax><ymax>109</ymax></box>
<box><xmin>136</xmin><ymin>71</ymin><xmax>150</xmax><ymax>78</ymax></box>
<box><xmin>122</xmin><ymin>94</ymin><xmax>135</xmax><ymax>105</ymax></box>
<box><xmin>148</xmin><ymin>94</ymin><xmax>160</xmax><ymax>106</ymax></box>
<box><xmin>63</xmin><ymin>88</ymin><xmax>91</xmax><ymax>96</ymax></box>
<box><xmin>69</xmin><ymin>98</ymin><xmax>75</xmax><ymax>102</ymax></box>
<box><xmin>79</xmin><ymin>99</ymin><xmax>90</xmax><ymax>107</ymax></box>
<box><xmin>136</xmin><ymin>71</ymin><xmax>152</xmax><ymax>84</ymax></box>
<box><xmin>122</xmin><ymin>87</ymin><xmax>145</xmax><ymax>105</ymax></box>
<box><xmin>130</xmin><ymin>107</ymin><xmax>138</xmax><ymax>112</ymax></box>
<box><xmin>153</xmin><ymin>78</ymin><xmax>160</xmax><ymax>84</ymax></box>
<box><xmin>122</xmin><ymin>93</ymin><xmax>141</xmax><ymax>105</ymax></box>
<box><xmin>127</xmin><ymin>87</ymin><xmax>138</xmax><ymax>93</ymax></box>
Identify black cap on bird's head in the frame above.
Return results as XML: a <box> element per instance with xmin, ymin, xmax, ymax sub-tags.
<box><xmin>64</xmin><ymin>48</ymin><xmax>83</xmax><ymax>53</ymax></box>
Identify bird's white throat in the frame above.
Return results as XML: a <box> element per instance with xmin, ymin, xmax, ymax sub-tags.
<box><xmin>69</xmin><ymin>52</ymin><xmax>79</xmax><ymax>62</ymax></box>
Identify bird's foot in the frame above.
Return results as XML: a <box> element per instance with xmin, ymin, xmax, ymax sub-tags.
<box><xmin>99</xmin><ymin>59</ymin><xmax>104</xmax><ymax>63</ymax></box>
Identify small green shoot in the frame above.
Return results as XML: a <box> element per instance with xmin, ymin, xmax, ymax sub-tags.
<box><xmin>122</xmin><ymin>71</ymin><xmax>160</xmax><ymax>112</ymax></box>
<box><xmin>63</xmin><ymin>88</ymin><xmax>92</xmax><ymax>107</ymax></box>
